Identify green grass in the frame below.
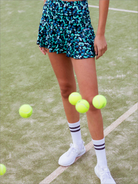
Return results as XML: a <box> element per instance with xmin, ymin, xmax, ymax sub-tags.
<box><xmin>0</xmin><ymin>0</ymin><xmax>138</xmax><ymax>183</ymax></box>
<box><xmin>88</xmin><ymin>0</ymin><xmax>138</xmax><ymax>11</ymax></box>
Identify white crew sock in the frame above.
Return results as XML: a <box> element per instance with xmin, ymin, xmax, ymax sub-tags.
<box><xmin>68</xmin><ymin>120</ymin><xmax>83</xmax><ymax>149</ymax></box>
<box><xmin>92</xmin><ymin>138</ymin><xmax>108</xmax><ymax>168</ymax></box>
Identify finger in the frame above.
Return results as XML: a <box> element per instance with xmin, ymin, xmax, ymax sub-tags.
<box><xmin>44</xmin><ymin>48</ymin><xmax>48</xmax><ymax>53</ymax></box>
<box><xmin>94</xmin><ymin>45</ymin><xmax>98</xmax><ymax>56</ymax></box>
<box><xmin>43</xmin><ymin>47</ymin><xmax>48</xmax><ymax>54</ymax></box>
<box><xmin>96</xmin><ymin>46</ymin><xmax>107</xmax><ymax>59</ymax></box>
<box><xmin>105</xmin><ymin>45</ymin><xmax>107</xmax><ymax>51</ymax></box>
<box><xmin>39</xmin><ymin>47</ymin><xmax>46</xmax><ymax>55</ymax></box>
<box><xmin>101</xmin><ymin>46</ymin><xmax>107</xmax><ymax>56</ymax></box>
<box><xmin>42</xmin><ymin>47</ymin><xmax>47</xmax><ymax>55</ymax></box>
<box><xmin>96</xmin><ymin>49</ymin><xmax>102</xmax><ymax>59</ymax></box>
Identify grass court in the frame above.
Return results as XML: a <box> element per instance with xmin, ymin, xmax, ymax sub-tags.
<box><xmin>0</xmin><ymin>0</ymin><xmax>138</xmax><ymax>183</ymax></box>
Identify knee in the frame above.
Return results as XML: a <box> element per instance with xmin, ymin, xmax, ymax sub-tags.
<box><xmin>60</xmin><ymin>82</ymin><xmax>74</xmax><ymax>99</ymax></box>
<box><xmin>83</xmin><ymin>96</ymin><xmax>98</xmax><ymax>112</ymax></box>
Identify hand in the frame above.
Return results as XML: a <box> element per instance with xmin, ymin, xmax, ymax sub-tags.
<box><xmin>39</xmin><ymin>47</ymin><xmax>48</xmax><ymax>55</ymax></box>
<box><xmin>94</xmin><ymin>35</ymin><xmax>107</xmax><ymax>59</ymax></box>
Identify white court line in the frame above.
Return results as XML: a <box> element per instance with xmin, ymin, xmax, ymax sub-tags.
<box><xmin>40</xmin><ymin>103</ymin><xmax>138</xmax><ymax>184</ymax></box>
<box><xmin>88</xmin><ymin>5</ymin><xmax>138</xmax><ymax>14</ymax></box>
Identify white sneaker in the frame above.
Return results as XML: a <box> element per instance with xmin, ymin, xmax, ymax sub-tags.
<box><xmin>58</xmin><ymin>142</ymin><xmax>86</xmax><ymax>166</ymax></box>
<box><xmin>94</xmin><ymin>164</ymin><xmax>116</xmax><ymax>184</ymax></box>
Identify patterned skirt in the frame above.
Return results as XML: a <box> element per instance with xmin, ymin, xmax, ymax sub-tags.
<box><xmin>37</xmin><ymin>0</ymin><xmax>95</xmax><ymax>59</ymax></box>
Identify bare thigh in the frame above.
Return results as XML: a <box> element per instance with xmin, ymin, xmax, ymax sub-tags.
<box><xmin>47</xmin><ymin>49</ymin><xmax>79</xmax><ymax>122</ymax></box>
<box><xmin>47</xmin><ymin>49</ymin><xmax>76</xmax><ymax>95</ymax></box>
<box><xmin>71</xmin><ymin>57</ymin><xmax>98</xmax><ymax>108</ymax></box>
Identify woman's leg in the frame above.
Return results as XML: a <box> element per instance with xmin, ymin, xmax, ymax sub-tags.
<box><xmin>47</xmin><ymin>50</ymin><xmax>79</xmax><ymax>123</ymax></box>
<box><xmin>47</xmin><ymin>50</ymin><xmax>86</xmax><ymax>166</ymax></box>
<box><xmin>71</xmin><ymin>57</ymin><xmax>104</xmax><ymax>140</ymax></box>
<box><xmin>71</xmin><ymin>55</ymin><xmax>116</xmax><ymax>184</ymax></box>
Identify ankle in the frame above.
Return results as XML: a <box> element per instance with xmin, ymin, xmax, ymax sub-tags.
<box><xmin>68</xmin><ymin>120</ymin><xmax>83</xmax><ymax>147</ymax></box>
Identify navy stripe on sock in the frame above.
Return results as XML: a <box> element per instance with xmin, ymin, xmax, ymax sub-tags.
<box><xmin>70</xmin><ymin>128</ymin><xmax>81</xmax><ymax>133</ymax></box>
<box><xmin>69</xmin><ymin>125</ymin><xmax>80</xmax><ymax>129</ymax></box>
<box><xmin>94</xmin><ymin>147</ymin><xmax>105</xmax><ymax>150</ymax></box>
<box><xmin>94</xmin><ymin>143</ymin><xmax>105</xmax><ymax>147</ymax></box>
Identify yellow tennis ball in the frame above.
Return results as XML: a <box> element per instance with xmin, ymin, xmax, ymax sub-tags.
<box><xmin>19</xmin><ymin>104</ymin><xmax>33</xmax><ymax>118</ymax></box>
<box><xmin>92</xmin><ymin>95</ymin><xmax>107</xmax><ymax>109</ymax></box>
<box><xmin>75</xmin><ymin>99</ymin><xmax>90</xmax><ymax>113</ymax></box>
<box><xmin>68</xmin><ymin>92</ymin><xmax>82</xmax><ymax>105</ymax></box>
<box><xmin>0</xmin><ymin>164</ymin><xmax>6</xmax><ymax>175</ymax></box>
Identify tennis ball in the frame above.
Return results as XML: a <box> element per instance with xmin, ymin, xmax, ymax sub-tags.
<box><xmin>0</xmin><ymin>164</ymin><xmax>6</xmax><ymax>175</ymax></box>
<box><xmin>19</xmin><ymin>104</ymin><xmax>33</xmax><ymax>118</ymax></box>
<box><xmin>75</xmin><ymin>99</ymin><xmax>90</xmax><ymax>113</ymax></box>
<box><xmin>68</xmin><ymin>92</ymin><xmax>82</xmax><ymax>105</ymax></box>
<box><xmin>92</xmin><ymin>95</ymin><xmax>107</xmax><ymax>109</ymax></box>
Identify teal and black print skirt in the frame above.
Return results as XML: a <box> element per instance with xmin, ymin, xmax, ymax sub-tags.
<box><xmin>37</xmin><ymin>0</ymin><xmax>95</xmax><ymax>59</ymax></box>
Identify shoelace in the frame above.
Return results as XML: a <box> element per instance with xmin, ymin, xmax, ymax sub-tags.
<box><xmin>100</xmin><ymin>167</ymin><xmax>112</xmax><ymax>182</ymax></box>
